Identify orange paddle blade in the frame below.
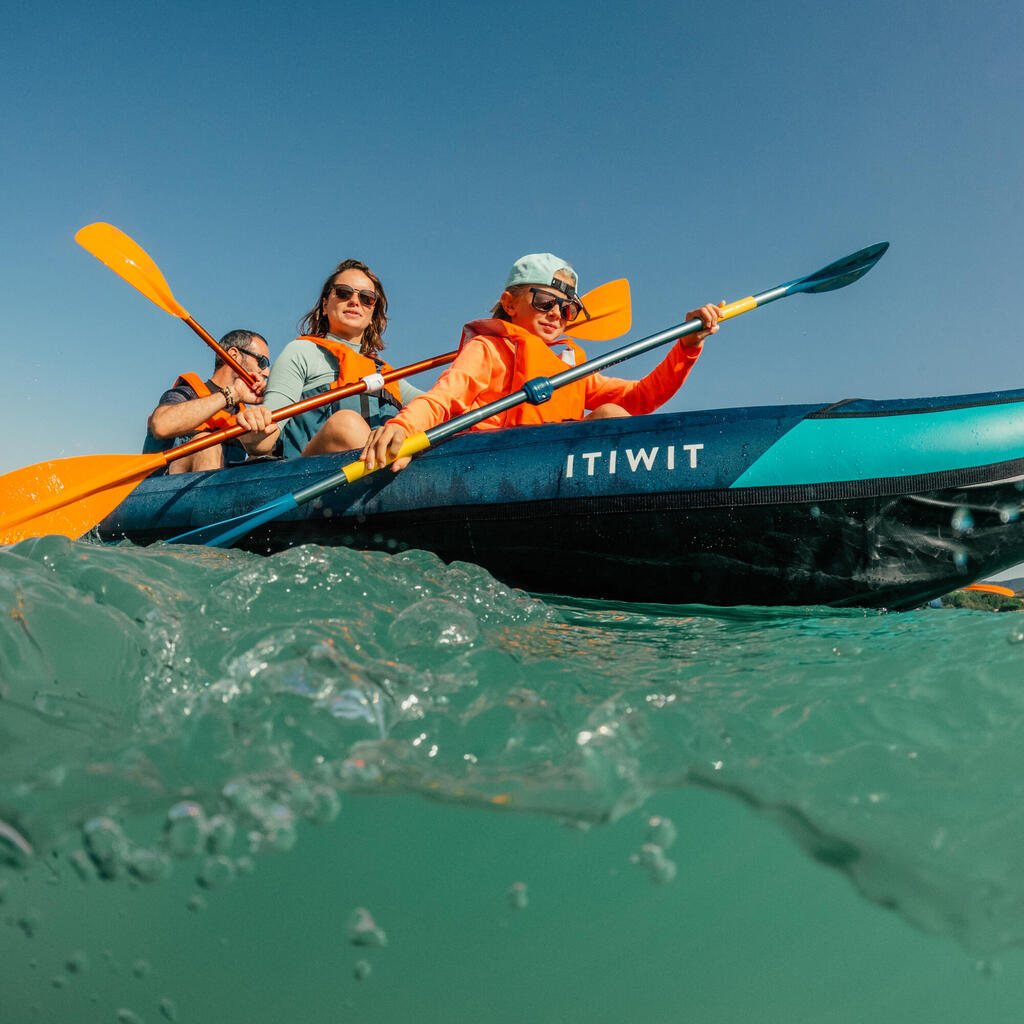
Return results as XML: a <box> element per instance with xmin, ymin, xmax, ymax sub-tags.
<box><xmin>75</xmin><ymin>223</ymin><xmax>189</xmax><ymax>320</ymax></box>
<box><xmin>565</xmin><ymin>278</ymin><xmax>631</xmax><ymax>341</ymax></box>
<box><xmin>0</xmin><ymin>453</ymin><xmax>166</xmax><ymax>545</ymax></box>
<box><xmin>962</xmin><ymin>583</ymin><xmax>1016</xmax><ymax>597</ymax></box>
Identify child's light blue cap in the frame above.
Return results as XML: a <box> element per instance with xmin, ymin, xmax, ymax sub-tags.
<box><xmin>504</xmin><ymin>253</ymin><xmax>579</xmax><ymax>296</ymax></box>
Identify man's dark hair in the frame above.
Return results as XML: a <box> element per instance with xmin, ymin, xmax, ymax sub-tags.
<box><xmin>214</xmin><ymin>329</ymin><xmax>265</xmax><ymax>369</ymax></box>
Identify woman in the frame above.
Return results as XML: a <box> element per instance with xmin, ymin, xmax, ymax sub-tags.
<box><xmin>262</xmin><ymin>259</ymin><xmax>423</xmax><ymax>458</ymax></box>
<box><xmin>360</xmin><ymin>252</ymin><xmax>720</xmax><ymax>471</ymax></box>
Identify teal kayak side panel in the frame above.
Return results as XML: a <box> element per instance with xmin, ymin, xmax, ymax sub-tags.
<box><xmin>732</xmin><ymin>402</ymin><xmax>1024</xmax><ymax>487</ymax></box>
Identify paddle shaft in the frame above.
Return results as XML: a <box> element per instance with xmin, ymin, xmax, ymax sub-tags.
<box><xmin>183</xmin><ymin>317</ymin><xmax>261</xmax><ymax>391</ymax></box>
<box><xmin>167</xmin><ymin>349</ymin><xmax>458</xmax><ymax>460</ymax></box>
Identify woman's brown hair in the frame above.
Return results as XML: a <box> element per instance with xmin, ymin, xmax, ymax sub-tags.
<box><xmin>297</xmin><ymin>259</ymin><xmax>389</xmax><ymax>356</ymax></box>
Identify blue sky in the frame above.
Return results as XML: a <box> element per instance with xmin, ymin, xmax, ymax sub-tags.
<box><xmin>1</xmin><ymin>0</ymin><xmax>1021</xmax><ymax>480</ymax></box>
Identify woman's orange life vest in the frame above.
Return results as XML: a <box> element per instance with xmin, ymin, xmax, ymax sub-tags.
<box><xmin>296</xmin><ymin>336</ymin><xmax>403</xmax><ymax>409</ymax></box>
<box><xmin>174</xmin><ymin>373</ymin><xmax>242</xmax><ymax>433</ymax></box>
<box><xmin>459</xmin><ymin>319</ymin><xmax>589</xmax><ymax>428</ymax></box>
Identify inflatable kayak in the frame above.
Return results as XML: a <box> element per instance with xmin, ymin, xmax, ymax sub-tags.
<box><xmin>98</xmin><ymin>387</ymin><xmax>1024</xmax><ymax>610</ymax></box>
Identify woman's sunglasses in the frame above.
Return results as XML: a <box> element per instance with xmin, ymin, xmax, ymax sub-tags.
<box><xmin>235</xmin><ymin>346</ymin><xmax>271</xmax><ymax>370</ymax></box>
<box><xmin>331</xmin><ymin>284</ymin><xmax>378</xmax><ymax>307</ymax></box>
<box><xmin>529</xmin><ymin>288</ymin><xmax>587</xmax><ymax>322</ymax></box>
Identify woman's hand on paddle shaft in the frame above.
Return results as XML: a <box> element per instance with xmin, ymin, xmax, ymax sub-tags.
<box><xmin>681</xmin><ymin>302</ymin><xmax>724</xmax><ymax>347</ymax></box>
<box><xmin>361</xmin><ymin>423</ymin><xmax>412</xmax><ymax>473</ymax></box>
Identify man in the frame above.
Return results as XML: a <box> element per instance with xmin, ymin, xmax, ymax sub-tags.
<box><xmin>144</xmin><ymin>329</ymin><xmax>280</xmax><ymax>473</ymax></box>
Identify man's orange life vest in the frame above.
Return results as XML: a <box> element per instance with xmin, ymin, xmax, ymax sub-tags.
<box><xmin>174</xmin><ymin>373</ymin><xmax>241</xmax><ymax>433</ymax></box>
<box><xmin>296</xmin><ymin>336</ymin><xmax>403</xmax><ymax>409</ymax></box>
<box><xmin>459</xmin><ymin>319</ymin><xmax>589</xmax><ymax>428</ymax></box>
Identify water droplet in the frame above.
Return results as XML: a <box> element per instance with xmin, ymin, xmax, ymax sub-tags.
<box><xmin>131</xmin><ymin>958</ymin><xmax>151</xmax><ymax>979</ymax></box>
<box><xmin>50</xmin><ymin>974</ymin><xmax>66</xmax><ymax>989</ymax></box>
<box><xmin>116</xmin><ymin>1009</ymin><xmax>144</xmax><ymax>1024</ymax></box>
<box><xmin>347</xmin><ymin>907</ymin><xmax>387</xmax><ymax>947</ymax></box>
<box><xmin>507</xmin><ymin>881</ymin><xmax>528</xmax><ymax>909</ymax></box>
<box><xmin>186</xmin><ymin>893</ymin><xmax>208</xmax><ymax>913</ymax></box>
<box><xmin>158</xmin><ymin>996</ymin><xmax>179</xmax><ymax>1021</ymax></box>
<box><xmin>353</xmin><ymin>959</ymin><xmax>372</xmax><ymax>980</ymax></box>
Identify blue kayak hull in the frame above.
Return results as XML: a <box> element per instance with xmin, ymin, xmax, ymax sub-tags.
<box><xmin>99</xmin><ymin>388</ymin><xmax>1024</xmax><ymax>609</ymax></box>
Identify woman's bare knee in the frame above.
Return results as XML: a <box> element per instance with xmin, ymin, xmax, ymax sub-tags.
<box><xmin>303</xmin><ymin>409</ymin><xmax>371</xmax><ymax>456</ymax></box>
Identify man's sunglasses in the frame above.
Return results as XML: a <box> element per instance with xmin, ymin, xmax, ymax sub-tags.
<box><xmin>331</xmin><ymin>284</ymin><xmax>378</xmax><ymax>307</ymax></box>
<box><xmin>529</xmin><ymin>287</ymin><xmax>589</xmax><ymax>322</ymax></box>
<box><xmin>235</xmin><ymin>346</ymin><xmax>270</xmax><ymax>370</ymax></box>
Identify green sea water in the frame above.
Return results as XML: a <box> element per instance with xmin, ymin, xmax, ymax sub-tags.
<box><xmin>4</xmin><ymin>536</ymin><xmax>1024</xmax><ymax>1022</ymax></box>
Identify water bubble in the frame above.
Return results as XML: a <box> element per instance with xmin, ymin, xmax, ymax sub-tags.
<box><xmin>999</xmin><ymin>505</ymin><xmax>1020</xmax><ymax>524</ymax></box>
<box><xmin>951</xmin><ymin>507</ymin><xmax>974</xmax><ymax>533</ymax></box>
<box><xmin>205</xmin><ymin>815</ymin><xmax>237</xmax><ymax>855</ymax></box>
<box><xmin>83</xmin><ymin>817</ymin><xmax>129</xmax><ymax>879</ymax></box>
<box><xmin>128</xmin><ymin>849</ymin><xmax>172</xmax><ymax>884</ymax></box>
<box><xmin>248</xmin><ymin>804</ymin><xmax>296</xmax><ymax>854</ymax></box>
<box><xmin>186</xmin><ymin>893</ymin><xmax>207</xmax><ymax>913</ymax></box>
<box><xmin>222</xmin><ymin>779</ymin><xmax>263</xmax><ymax>817</ymax></box>
<box><xmin>353</xmin><ymin>959</ymin><xmax>372</xmax><ymax>981</ymax></box>
<box><xmin>132</xmin><ymin>959</ymin><xmax>152</xmax><ymax>979</ymax></box>
<box><xmin>633</xmin><ymin>843</ymin><xmax>677</xmax><ymax>885</ymax></box>
<box><xmin>387</xmin><ymin>598</ymin><xmax>480</xmax><ymax>649</ymax></box>
<box><xmin>1008</xmin><ymin>626</ymin><xmax>1024</xmax><ymax>645</ymax></box>
<box><xmin>306</xmin><ymin>786</ymin><xmax>341</xmax><ymax>825</ymax></box>
<box><xmin>158</xmin><ymin>997</ymin><xmax>179</xmax><ymax>1021</ymax></box>
<box><xmin>953</xmin><ymin>547</ymin><xmax>969</xmax><ymax>569</ymax></box>
<box><xmin>68</xmin><ymin>849</ymin><xmax>94</xmax><ymax>881</ymax></box>
<box><xmin>507</xmin><ymin>881</ymin><xmax>529</xmax><ymax>910</ymax></box>
<box><xmin>0</xmin><ymin>819</ymin><xmax>34</xmax><ymax>868</ymax></box>
<box><xmin>66</xmin><ymin>951</ymin><xmax>90</xmax><ymax>975</ymax></box>
<box><xmin>116</xmin><ymin>1009</ymin><xmax>144</xmax><ymax>1024</ymax></box>
<box><xmin>975</xmin><ymin>958</ymin><xmax>1003</xmax><ymax>977</ymax></box>
<box><xmin>646</xmin><ymin>816</ymin><xmax>677</xmax><ymax>850</ymax></box>
<box><xmin>163</xmin><ymin>802</ymin><xmax>208</xmax><ymax>859</ymax></box>
<box><xmin>17</xmin><ymin>907</ymin><xmax>41</xmax><ymax>938</ymax></box>
<box><xmin>50</xmin><ymin>974</ymin><xmax>66</xmax><ymax>989</ymax></box>
<box><xmin>347</xmin><ymin>907</ymin><xmax>387</xmax><ymax>947</ymax></box>
<box><xmin>197</xmin><ymin>855</ymin><xmax>236</xmax><ymax>890</ymax></box>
